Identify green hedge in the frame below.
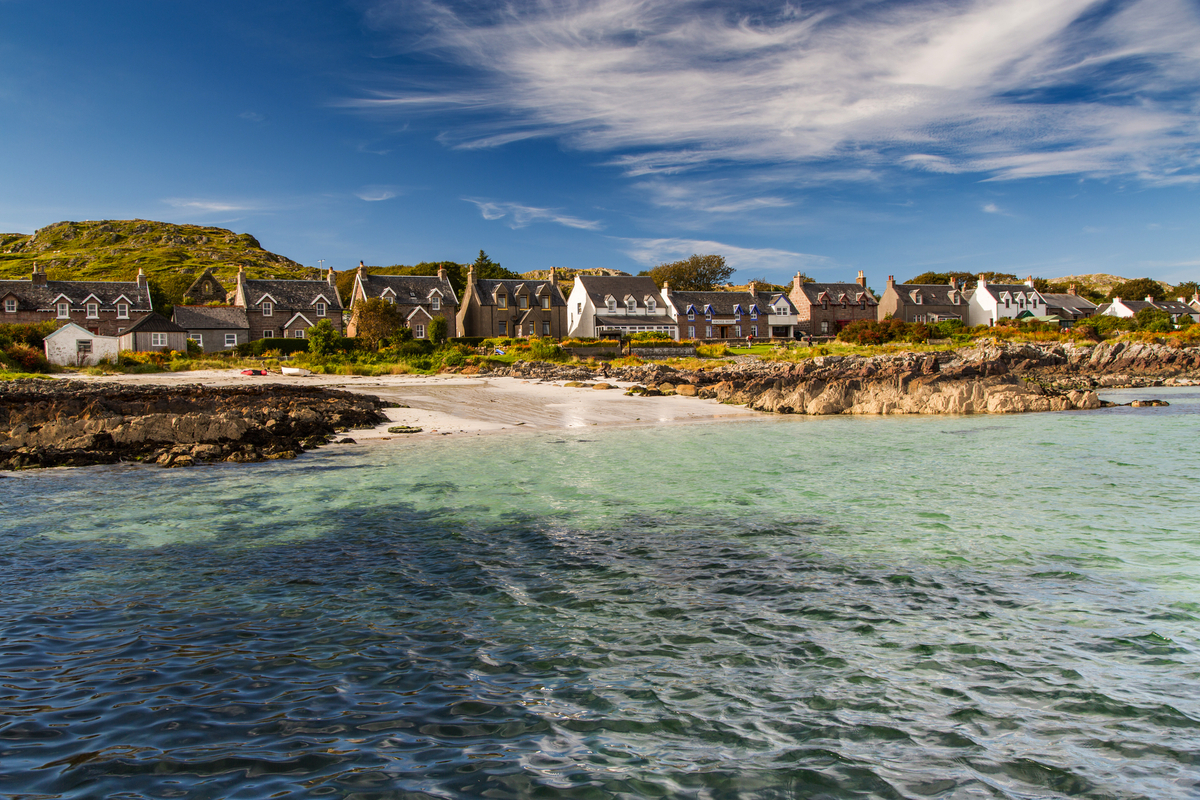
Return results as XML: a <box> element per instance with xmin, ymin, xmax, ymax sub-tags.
<box><xmin>451</xmin><ymin>337</ymin><xmax>488</xmax><ymax>346</ymax></box>
<box><xmin>233</xmin><ymin>338</ymin><xmax>311</xmax><ymax>356</ymax></box>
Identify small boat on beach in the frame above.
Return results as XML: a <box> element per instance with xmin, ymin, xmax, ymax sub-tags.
<box><xmin>240</xmin><ymin>369</ymin><xmax>268</xmax><ymax>376</ymax></box>
<box><xmin>280</xmin><ymin>366</ymin><xmax>312</xmax><ymax>377</ymax></box>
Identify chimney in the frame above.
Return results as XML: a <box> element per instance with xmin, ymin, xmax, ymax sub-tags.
<box><xmin>549</xmin><ymin>266</ymin><xmax>557</xmax><ymax>285</ymax></box>
<box><xmin>948</xmin><ymin>276</ymin><xmax>956</xmax><ymax>289</ymax></box>
<box><xmin>357</xmin><ymin>260</ymin><xmax>365</xmax><ymax>275</ymax></box>
<box><xmin>326</xmin><ymin>266</ymin><xmax>336</xmax><ymax>286</ymax></box>
<box><xmin>856</xmin><ymin>270</ymin><xmax>866</xmax><ymax>288</ymax></box>
<box><xmin>31</xmin><ymin>264</ymin><xmax>47</xmax><ymax>286</ymax></box>
<box><xmin>237</xmin><ymin>264</ymin><xmax>246</xmax><ymax>286</ymax></box>
<box><xmin>661</xmin><ymin>280</ymin><xmax>671</xmax><ymax>299</ymax></box>
<box><xmin>136</xmin><ymin>267</ymin><xmax>148</xmax><ymax>290</ymax></box>
<box><xmin>977</xmin><ymin>274</ymin><xmax>987</xmax><ymax>288</ymax></box>
<box><xmin>1068</xmin><ymin>284</ymin><xmax>1077</xmax><ymax>296</ymax></box>
<box><xmin>1145</xmin><ymin>295</ymin><xmax>1155</xmax><ymax>303</ymax></box>
<box><xmin>747</xmin><ymin>279</ymin><xmax>758</xmax><ymax>295</ymax></box>
<box><xmin>887</xmin><ymin>275</ymin><xmax>896</xmax><ymax>289</ymax></box>
<box><xmin>437</xmin><ymin>264</ymin><xmax>448</xmax><ymax>282</ymax></box>
<box><xmin>1024</xmin><ymin>275</ymin><xmax>1034</xmax><ymax>287</ymax></box>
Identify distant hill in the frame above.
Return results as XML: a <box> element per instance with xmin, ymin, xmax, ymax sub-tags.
<box><xmin>0</xmin><ymin>220</ymin><xmax>317</xmax><ymax>284</ymax></box>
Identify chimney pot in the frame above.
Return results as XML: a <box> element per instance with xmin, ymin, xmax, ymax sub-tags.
<box><xmin>856</xmin><ymin>270</ymin><xmax>866</xmax><ymax>288</ymax></box>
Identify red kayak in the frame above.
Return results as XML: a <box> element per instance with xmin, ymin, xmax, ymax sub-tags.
<box><xmin>241</xmin><ymin>369</ymin><xmax>268</xmax><ymax>376</ymax></box>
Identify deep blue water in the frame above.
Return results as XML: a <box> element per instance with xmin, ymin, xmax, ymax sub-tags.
<box><xmin>1</xmin><ymin>388</ymin><xmax>1198</xmax><ymax>799</ymax></box>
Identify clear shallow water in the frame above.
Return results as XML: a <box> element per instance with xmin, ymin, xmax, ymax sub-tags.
<box><xmin>2</xmin><ymin>390</ymin><xmax>1199</xmax><ymax>799</ymax></box>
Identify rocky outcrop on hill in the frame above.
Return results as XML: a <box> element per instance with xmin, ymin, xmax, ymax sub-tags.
<box><xmin>0</xmin><ymin>381</ymin><xmax>386</xmax><ymax>471</ymax></box>
<box><xmin>959</xmin><ymin>340</ymin><xmax>1200</xmax><ymax>388</ymax></box>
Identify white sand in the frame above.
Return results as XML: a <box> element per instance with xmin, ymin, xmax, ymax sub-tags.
<box><xmin>60</xmin><ymin>370</ymin><xmax>766</xmax><ymax>439</ymax></box>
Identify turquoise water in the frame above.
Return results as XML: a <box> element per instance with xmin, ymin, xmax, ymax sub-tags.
<box><xmin>2</xmin><ymin>389</ymin><xmax>1198</xmax><ymax>799</ymax></box>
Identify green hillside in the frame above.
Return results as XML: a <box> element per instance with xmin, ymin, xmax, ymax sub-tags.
<box><xmin>0</xmin><ymin>220</ymin><xmax>318</xmax><ymax>285</ymax></box>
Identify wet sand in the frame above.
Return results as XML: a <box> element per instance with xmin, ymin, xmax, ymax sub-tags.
<box><xmin>60</xmin><ymin>370</ymin><xmax>766</xmax><ymax>439</ymax></box>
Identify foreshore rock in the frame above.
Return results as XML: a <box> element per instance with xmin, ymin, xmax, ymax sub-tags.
<box><xmin>0</xmin><ymin>380</ymin><xmax>387</xmax><ymax>471</ymax></box>
<box><xmin>485</xmin><ymin>339</ymin><xmax>1200</xmax><ymax>416</ymax></box>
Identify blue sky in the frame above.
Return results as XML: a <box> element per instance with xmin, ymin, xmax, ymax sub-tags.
<box><xmin>2</xmin><ymin>0</ymin><xmax>1198</xmax><ymax>287</ymax></box>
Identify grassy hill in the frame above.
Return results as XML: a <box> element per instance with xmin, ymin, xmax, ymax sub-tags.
<box><xmin>0</xmin><ymin>220</ymin><xmax>318</xmax><ymax>285</ymax></box>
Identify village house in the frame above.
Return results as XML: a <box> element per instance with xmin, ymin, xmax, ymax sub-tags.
<box><xmin>662</xmin><ymin>286</ymin><xmax>769</xmax><ymax>340</ymax></box>
<box><xmin>0</xmin><ymin>265</ymin><xmax>153</xmax><ymax>335</ymax></box>
<box><xmin>565</xmin><ymin>275</ymin><xmax>675</xmax><ymax>339</ymax></box>
<box><xmin>459</xmin><ymin>267</ymin><xmax>569</xmax><ymax>338</ymax></box>
<box><xmin>172</xmin><ymin>306</ymin><xmax>251</xmax><ymax>352</ymax></box>
<box><xmin>1097</xmin><ymin>296</ymin><xmax>1199</xmax><ymax>325</ymax></box>
<box><xmin>1187</xmin><ymin>293</ymin><xmax>1200</xmax><ymax>319</ymax></box>
<box><xmin>230</xmin><ymin>265</ymin><xmax>344</xmax><ymax>340</ymax></box>
<box><xmin>754</xmin><ymin>286</ymin><xmax>801</xmax><ymax>340</ymax></box>
<box><xmin>118</xmin><ymin>313</ymin><xmax>189</xmax><ymax>353</ymax></box>
<box><xmin>42</xmin><ymin>322</ymin><xmax>121</xmax><ymax>367</ymax></box>
<box><xmin>1041</xmin><ymin>286</ymin><xmax>1098</xmax><ymax>326</ymax></box>
<box><xmin>877</xmin><ymin>276</ymin><xmax>968</xmax><ymax>323</ymax></box>
<box><xmin>789</xmin><ymin>272</ymin><xmax>879</xmax><ymax>336</ymax></box>
<box><xmin>181</xmin><ymin>268</ymin><xmax>230</xmax><ymax>305</ymax></box>
<box><xmin>346</xmin><ymin>263</ymin><xmax>459</xmax><ymax>339</ymax></box>
<box><xmin>967</xmin><ymin>276</ymin><xmax>1051</xmax><ymax>327</ymax></box>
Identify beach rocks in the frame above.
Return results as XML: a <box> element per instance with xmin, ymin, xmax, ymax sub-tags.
<box><xmin>0</xmin><ymin>380</ymin><xmax>387</xmax><ymax>471</ymax></box>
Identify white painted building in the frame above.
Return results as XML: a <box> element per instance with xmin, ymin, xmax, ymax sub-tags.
<box><xmin>968</xmin><ymin>277</ymin><xmax>1051</xmax><ymax>327</ymax></box>
<box><xmin>43</xmin><ymin>322</ymin><xmax>120</xmax><ymax>367</ymax></box>
<box><xmin>566</xmin><ymin>276</ymin><xmax>676</xmax><ymax>338</ymax></box>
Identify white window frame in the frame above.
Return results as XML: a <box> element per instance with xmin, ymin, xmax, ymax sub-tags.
<box><xmin>751</xmin><ymin>325</ymin><xmax>758</xmax><ymax>337</ymax></box>
<box><xmin>151</xmin><ymin>332</ymin><xmax>167</xmax><ymax>347</ymax></box>
<box><xmin>519</xmin><ymin>295</ymin><xmax>528</xmax><ymax>310</ymax></box>
<box><xmin>414</xmin><ymin>323</ymin><xmax>426</xmax><ymax>339</ymax></box>
<box><xmin>498</xmin><ymin>295</ymin><xmax>507</xmax><ymax>310</ymax></box>
<box><xmin>117</xmin><ymin>303</ymin><xmax>129</xmax><ymax>319</ymax></box>
<box><xmin>4</xmin><ymin>299</ymin><xmax>15</xmax><ymax>313</ymax></box>
<box><xmin>315</xmin><ymin>302</ymin><xmax>326</xmax><ymax>317</ymax></box>
<box><xmin>647</xmin><ymin>299</ymin><xmax>656</xmax><ymax>312</ymax></box>
<box><xmin>76</xmin><ymin>339</ymin><xmax>93</xmax><ymax>355</ymax></box>
<box><xmin>294</xmin><ymin>329</ymin><xmax>305</xmax><ymax>339</ymax></box>
<box><xmin>262</xmin><ymin>302</ymin><xmax>273</xmax><ymax>317</ymax></box>
<box><xmin>705</xmin><ymin>325</ymin><xmax>712</xmax><ymax>337</ymax></box>
<box><xmin>188</xmin><ymin>334</ymin><xmax>203</xmax><ymax>346</ymax></box>
<box><xmin>688</xmin><ymin>325</ymin><xmax>695</xmax><ymax>338</ymax></box>
<box><xmin>57</xmin><ymin>302</ymin><xmax>70</xmax><ymax>319</ymax></box>
<box><xmin>606</xmin><ymin>299</ymin><xmax>617</xmax><ymax>312</ymax></box>
<box><xmin>224</xmin><ymin>333</ymin><xmax>238</xmax><ymax>347</ymax></box>
<box><xmin>626</xmin><ymin>298</ymin><xmax>636</xmax><ymax>312</ymax></box>
<box><xmin>735</xmin><ymin>325</ymin><xmax>742</xmax><ymax>337</ymax></box>
<box><xmin>688</xmin><ymin>311</ymin><xmax>695</xmax><ymax>321</ymax></box>
<box><xmin>263</xmin><ymin>330</ymin><xmax>274</xmax><ymax>338</ymax></box>
<box><xmin>431</xmin><ymin>297</ymin><xmax>440</xmax><ymax>311</ymax></box>
<box><xmin>541</xmin><ymin>296</ymin><xmax>550</xmax><ymax>310</ymax></box>
<box><xmin>86</xmin><ymin>303</ymin><xmax>99</xmax><ymax>319</ymax></box>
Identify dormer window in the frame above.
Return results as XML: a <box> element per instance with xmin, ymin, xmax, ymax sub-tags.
<box><xmin>262</xmin><ymin>302</ymin><xmax>273</xmax><ymax>317</ymax></box>
<box><xmin>519</xmin><ymin>295</ymin><xmax>528</xmax><ymax>309</ymax></box>
<box><xmin>86</xmin><ymin>303</ymin><xmax>98</xmax><ymax>319</ymax></box>
<box><xmin>626</xmin><ymin>298</ymin><xmax>636</xmax><ymax>312</ymax></box>
<box><xmin>705</xmin><ymin>307</ymin><xmax>712</xmax><ymax>320</ymax></box>
<box><xmin>750</xmin><ymin>309</ymin><xmax>757</xmax><ymax>320</ymax></box>
<box><xmin>386</xmin><ymin>296</ymin><xmax>395</xmax><ymax>305</ymax></box>
<box><xmin>57</xmin><ymin>302</ymin><xmax>70</xmax><ymax>319</ymax></box>
<box><xmin>541</xmin><ymin>296</ymin><xmax>550</xmax><ymax>309</ymax></box>
<box><xmin>606</xmin><ymin>298</ymin><xmax>616</xmax><ymax>312</ymax></box>
<box><xmin>316</xmin><ymin>302</ymin><xmax>327</xmax><ymax>317</ymax></box>
<box><xmin>688</xmin><ymin>310</ymin><xmax>695</xmax><ymax>321</ymax></box>
<box><xmin>647</xmin><ymin>299</ymin><xmax>656</xmax><ymax>312</ymax></box>
<box><xmin>498</xmin><ymin>295</ymin><xmax>507</xmax><ymax>309</ymax></box>
<box><xmin>431</xmin><ymin>296</ymin><xmax>440</xmax><ymax>311</ymax></box>
<box><xmin>117</xmin><ymin>303</ymin><xmax>129</xmax><ymax>319</ymax></box>
<box><xmin>3</xmin><ymin>299</ymin><xmax>15</xmax><ymax>313</ymax></box>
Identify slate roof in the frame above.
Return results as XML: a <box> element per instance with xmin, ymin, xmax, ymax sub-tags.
<box><xmin>358</xmin><ymin>273</ymin><xmax>458</xmax><ymax>305</ymax></box>
<box><xmin>757</xmin><ymin>292</ymin><xmax>797</xmax><ymax>314</ymax></box>
<box><xmin>593</xmin><ymin>315</ymin><xmax>677</xmax><ymax>327</ymax></box>
<box><xmin>173</xmin><ymin>306</ymin><xmax>250</xmax><ymax>330</ymax></box>
<box><xmin>976</xmin><ymin>283</ymin><xmax>1043</xmax><ymax>301</ymax></box>
<box><xmin>241</xmin><ymin>279</ymin><xmax>342</xmax><ymax>309</ymax></box>
<box><xmin>1041</xmin><ymin>293</ymin><xmax>1098</xmax><ymax>318</ymax></box>
<box><xmin>475</xmin><ymin>278</ymin><xmax>566</xmax><ymax>307</ymax></box>
<box><xmin>1155</xmin><ymin>299</ymin><xmax>1195</xmax><ymax>316</ymax></box>
<box><xmin>793</xmin><ymin>282</ymin><xmax>878</xmax><ymax>306</ymax></box>
<box><xmin>123</xmin><ymin>313</ymin><xmax>187</xmax><ymax>333</ymax></box>
<box><xmin>576</xmin><ymin>276</ymin><xmax>664</xmax><ymax>309</ymax></box>
<box><xmin>668</xmin><ymin>291</ymin><xmax>764</xmax><ymax>317</ymax></box>
<box><xmin>1114</xmin><ymin>299</ymin><xmax>1156</xmax><ymax>314</ymax></box>
<box><xmin>0</xmin><ymin>279</ymin><xmax>150</xmax><ymax>312</ymax></box>
<box><xmin>889</xmin><ymin>283</ymin><xmax>968</xmax><ymax>306</ymax></box>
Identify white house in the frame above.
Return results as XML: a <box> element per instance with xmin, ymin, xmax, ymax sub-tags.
<box><xmin>968</xmin><ymin>276</ymin><xmax>1051</xmax><ymax>327</ymax></box>
<box><xmin>1101</xmin><ymin>296</ymin><xmax>1199</xmax><ymax>324</ymax></box>
<box><xmin>43</xmin><ymin>322</ymin><xmax>120</xmax><ymax>367</ymax></box>
<box><xmin>566</xmin><ymin>276</ymin><xmax>676</xmax><ymax>338</ymax></box>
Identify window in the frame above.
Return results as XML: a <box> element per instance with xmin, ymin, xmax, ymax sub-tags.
<box><xmin>735</xmin><ymin>325</ymin><xmax>742</xmax><ymax>337</ymax></box>
<box><xmin>820</xmin><ymin>321</ymin><xmax>829</xmax><ymax>334</ymax></box>
<box><xmin>117</xmin><ymin>303</ymin><xmax>129</xmax><ymax>318</ymax></box>
<box><xmin>541</xmin><ymin>296</ymin><xmax>550</xmax><ymax>309</ymax></box>
<box><xmin>263</xmin><ymin>330</ymin><xmax>274</xmax><ymax>338</ymax></box>
<box><xmin>188</xmin><ymin>334</ymin><xmax>203</xmax><ymax>346</ymax></box>
<box><xmin>688</xmin><ymin>311</ymin><xmax>695</xmax><ymax>321</ymax></box>
<box><xmin>431</xmin><ymin>297</ymin><xmax>440</xmax><ymax>311</ymax></box>
<box><xmin>519</xmin><ymin>296</ymin><xmax>528</xmax><ymax>309</ymax></box>
<box><xmin>751</xmin><ymin>325</ymin><xmax>758</xmax><ymax>337</ymax></box>
<box><xmin>294</xmin><ymin>329</ymin><xmax>305</xmax><ymax>339</ymax></box>
<box><xmin>86</xmin><ymin>303</ymin><xmax>98</xmax><ymax>319</ymax></box>
<box><xmin>576</xmin><ymin>303</ymin><xmax>582</xmax><ymax>313</ymax></box>
<box><xmin>750</xmin><ymin>310</ymin><xmax>757</xmax><ymax>320</ymax></box>
<box><xmin>224</xmin><ymin>333</ymin><xmax>237</xmax><ymax>347</ymax></box>
<box><xmin>498</xmin><ymin>295</ymin><xmax>507</xmax><ymax>309</ymax></box>
<box><xmin>414</xmin><ymin>324</ymin><xmax>426</xmax><ymax>339</ymax></box>
<box><xmin>76</xmin><ymin>340</ymin><xmax>92</xmax><ymax>355</ymax></box>
<box><xmin>606</xmin><ymin>298</ymin><xmax>616</xmax><ymax>312</ymax></box>
<box><xmin>57</xmin><ymin>302</ymin><xmax>70</xmax><ymax>318</ymax></box>
<box><xmin>316</xmin><ymin>302</ymin><xmax>326</xmax><ymax>317</ymax></box>
<box><xmin>262</xmin><ymin>302</ymin><xmax>273</xmax><ymax>316</ymax></box>
<box><xmin>4</xmin><ymin>299</ymin><xmax>15</xmax><ymax>313</ymax></box>
<box><xmin>1004</xmin><ymin>298</ymin><xmax>1010</xmax><ymax>309</ymax></box>
<box><xmin>626</xmin><ymin>298</ymin><xmax>636</xmax><ymax>312</ymax></box>
<box><xmin>542</xmin><ymin>320</ymin><xmax>550</xmax><ymax>335</ymax></box>
<box><xmin>705</xmin><ymin>308</ymin><xmax>713</xmax><ymax>320</ymax></box>
<box><xmin>151</xmin><ymin>332</ymin><xmax>167</xmax><ymax>347</ymax></box>
<box><xmin>498</xmin><ymin>320</ymin><xmax>507</xmax><ymax>336</ymax></box>
<box><xmin>688</xmin><ymin>325</ymin><xmax>695</xmax><ymax>338</ymax></box>
<box><xmin>386</xmin><ymin>296</ymin><xmax>395</xmax><ymax>305</ymax></box>
<box><xmin>705</xmin><ymin>326</ymin><xmax>712</xmax><ymax>337</ymax></box>
<box><xmin>647</xmin><ymin>299</ymin><xmax>656</xmax><ymax>312</ymax></box>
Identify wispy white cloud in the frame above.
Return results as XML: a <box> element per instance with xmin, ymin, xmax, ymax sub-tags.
<box><xmin>162</xmin><ymin>198</ymin><xmax>262</xmax><ymax>213</ymax></box>
<box><xmin>982</xmin><ymin>202</ymin><xmax>1010</xmax><ymax>215</ymax></box>
<box><xmin>356</xmin><ymin>185</ymin><xmax>400</xmax><ymax>201</ymax></box>
<box><xmin>466</xmin><ymin>199</ymin><xmax>603</xmax><ymax>230</ymax></box>
<box><xmin>238</xmin><ymin>111</ymin><xmax>266</xmax><ymax>123</ymax></box>
<box><xmin>353</xmin><ymin>0</ymin><xmax>1200</xmax><ymax>183</ymax></box>
<box><xmin>619</xmin><ymin>236</ymin><xmax>834</xmax><ymax>279</ymax></box>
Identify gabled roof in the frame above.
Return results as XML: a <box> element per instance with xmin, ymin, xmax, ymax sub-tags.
<box><xmin>793</xmin><ymin>282</ymin><xmax>878</xmax><ymax>306</ymax></box>
<box><xmin>359</xmin><ymin>273</ymin><xmax>457</xmax><ymax>306</ymax></box>
<box><xmin>1041</xmin><ymin>293</ymin><xmax>1098</xmax><ymax>315</ymax></box>
<box><xmin>122</xmin><ymin>312</ymin><xmax>186</xmax><ymax>334</ymax></box>
<box><xmin>889</xmin><ymin>283</ymin><xmax>967</xmax><ymax>306</ymax></box>
<box><xmin>668</xmin><ymin>291</ymin><xmax>761</xmax><ymax>317</ymax></box>
<box><xmin>172</xmin><ymin>306</ymin><xmax>250</xmax><ymax>330</ymax></box>
<box><xmin>476</xmin><ymin>278</ymin><xmax>565</xmax><ymax>307</ymax></box>
<box><xmin>759</xmin><ymin>292</ymin><xmax>796</xmax><ymax>313</ymax></box>
<box><xmin>1155</xmin><ymin>299</ymin><xmax>1195</xmax><ymax>315</ymax></box>
<box><xmin>44</xmin><ymin>322</ymin><xmax>120</xmax><ymax>341</ymax></box>
<box><xmin>576</xmin><ymin>276</ymin><xmax>663</xmax><ymax>309</ymax></box>
<box><xmin>976</xmin><ymin>283</ymin><xmax>1045</xmax><ymax>303</ymax></box>
<box><xmin>241</xmin><ymin>278</ymin><xmax>343</xmax><ymax>309</ymax></box>
<box><xmin>0</xmin><ymin>278</ymin><xmax>150</xmax><ymax>312</ymax></box>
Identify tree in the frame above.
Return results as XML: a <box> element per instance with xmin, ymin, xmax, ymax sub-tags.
<box><xmin>428</xmin><ymin>315</ymin><xmax>448</xmax><ymax>344</ymax></box>
<box><xmin>307</xmin><ymin>319</ymin><xmax>342</xmax><ymax>355</ymax></box>
<box><xmin>1135</xmin><ymin>306</ymin><xmax>1173</xmax><ymax>332</ymax></box>
<box><xmin>1173</xmin><ymin>280</ymin><xmax>1198</xmax><ymax>300</ymax></box>
<box><xmin>471</xmin><ymin>250</ymin><xmax>521</xmax><ymax>280</ymax></box>
<box><xmin>353</xmin><ymin>297</ymin><xmax>406</xmax><ymax>350</ymax></box>
<box><xmin>905</xmin><ymin>271</ymin><xmax>1016</xmax><ymax>287</ymax></box>
<box><xmin>646</xmin><ymin>254</ymin><xmax>734</xmax><ymax>291</ymax></box>
<box><xmin>1109</xmin><ymin>277</ymin><xmax>1165</xmax><ymax>302</ymax></box>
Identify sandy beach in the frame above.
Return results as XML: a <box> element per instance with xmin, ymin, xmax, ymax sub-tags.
<box><xmin>61</xmin><ymin>370</ymin><xmax>767</xmax><ymax>439</ymax></box>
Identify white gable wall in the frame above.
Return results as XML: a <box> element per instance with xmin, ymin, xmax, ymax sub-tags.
<box><xmin>44</xmin><ymin>324</ymin><xmax>120</xmax><ymax>366</ymax></box>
